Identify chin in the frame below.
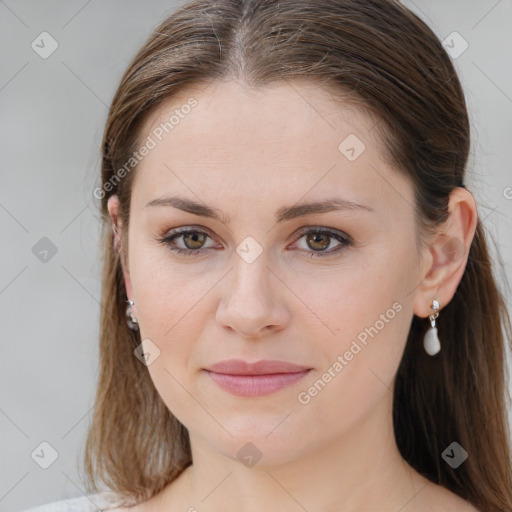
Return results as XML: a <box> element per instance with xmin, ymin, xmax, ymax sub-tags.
<box><xmin>205</xmin><ymin>423</ymin><xmax>312</xmax><ymax>468</ymax></box>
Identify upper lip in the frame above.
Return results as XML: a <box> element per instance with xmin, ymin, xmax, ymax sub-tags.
<box><xmin>206</xmin><ymin>359</ymin><xmax>312</xmax><ymax>375</ymax></box>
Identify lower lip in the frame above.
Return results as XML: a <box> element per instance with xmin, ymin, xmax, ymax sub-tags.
<box><xmin>205</xmin><ymin>370</ymin><xmax>311</xmax><ymax>397</ymax></box>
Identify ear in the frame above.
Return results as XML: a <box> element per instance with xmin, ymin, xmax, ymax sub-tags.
<box><xmin>412</xmin><ymin>187</ymin><xmax>478</xmax><ymax>318</ymax></box>
<box><xmin>107</xmin><ymin>195</ymin><xmax>134</xmax><ymax>302</ymax></box>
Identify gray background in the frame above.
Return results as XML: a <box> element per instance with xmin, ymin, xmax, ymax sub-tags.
<box><xmin>1</xmin><ymin>1</ymin><xmax>511</xmax><ymax>510</ymax></box>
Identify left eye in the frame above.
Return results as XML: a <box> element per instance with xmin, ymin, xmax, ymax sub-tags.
<box><xmin>292</xmin><ymin>228</ymin><xmax>352</xmax><ymax>258</ymax></box>
<box><xmin>158</xmin><ymin>228</ymin><xmax>217</xmax><ymax>255</ymax></box>
<box><xmin>157</xmin><ymin>227</ymin><xmax>352</xmax><ymax>258</ymax></box>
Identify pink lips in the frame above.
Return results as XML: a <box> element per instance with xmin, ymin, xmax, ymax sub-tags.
<box><xmin>204</xmin><ymin>359</ymin><xmax>312</xmax><ymax>397</ymax></box>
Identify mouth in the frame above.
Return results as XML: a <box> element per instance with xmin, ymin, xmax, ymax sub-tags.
<box><xmin>203</xmin><ymin>359</ymin><xmax>313</xmax><ymax>397</ymax></box>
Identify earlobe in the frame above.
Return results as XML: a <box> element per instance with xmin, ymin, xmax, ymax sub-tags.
<box><xmin>413</xmin><ymin>187</ymin><xmax>478</xmax><ymax>318</ymax></box>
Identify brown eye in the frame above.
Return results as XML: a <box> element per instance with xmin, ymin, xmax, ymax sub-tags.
<box><xmin>182</xmin><ymin>231</ymin><xmax>208</xmax><ymax>250</ymax></box>
<box><xmin>158</xmin><ymin>226</ymin><xmax>352</xmax><ymax>258</ymax></box>
<box><xmin>305</xmin><ymin>232</ymin><xmax>331</xmax><ymax>251</ymax></box>
<box><xmin>158</xmin><ymin>228</ymin><xmax>216</xmax><ymax>256</ymax></box>
<box><xmin>293</xmin><ymin>228</ymin><xmax>352</xmax><ymax>258</ymax></box>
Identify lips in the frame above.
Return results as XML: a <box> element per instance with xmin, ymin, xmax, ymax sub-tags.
<box><xmin>204</xmin><ymin>359</ymin><xmax>312</xmax><ymax>397</ymax></box>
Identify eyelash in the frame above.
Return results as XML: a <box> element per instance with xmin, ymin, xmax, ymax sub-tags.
<box><xmin>157</xmin><ymin>226</ymin><xmax>353</xmax><ymax>259</ymax></box>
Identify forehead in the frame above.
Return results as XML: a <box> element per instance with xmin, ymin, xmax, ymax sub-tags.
<box><xmin>130</xmin><ymin>79</ymin><xmax>411</xmax><ymax>216</ymax></box>
<box><xmin>140</xmin><ymin>79</ymin><xmax>379</xmax><ymax>155</ymax></box>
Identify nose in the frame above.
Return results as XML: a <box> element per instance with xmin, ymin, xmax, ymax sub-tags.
<box><xmin>215</xmin><ymin>253</ymin><xmax>290</xmax><ymax>339</ymax></box>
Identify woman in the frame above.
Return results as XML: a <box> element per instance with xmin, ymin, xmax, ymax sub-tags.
<box><xmin>24</xmin><ymin>0</ymin><xmax>512</xmax><ymax>511</ymax></box>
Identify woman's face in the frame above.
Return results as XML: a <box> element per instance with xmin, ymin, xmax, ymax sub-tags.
<box><xmin>110</xmin><ymin>79</ymin><xmax>427</xmax><ymax>466</ymax></box>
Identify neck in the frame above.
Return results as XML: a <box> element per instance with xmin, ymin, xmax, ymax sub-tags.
<box><xmin>157</xmin><ymin>389</ymin><xmax>431</xmax><ymax>512</ymax></box>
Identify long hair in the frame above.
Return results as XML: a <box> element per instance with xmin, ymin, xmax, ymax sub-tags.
<box><xmin>81</xmin><ymin>1</ymin><xmax>512</xmax><ymax>510</ymax></box>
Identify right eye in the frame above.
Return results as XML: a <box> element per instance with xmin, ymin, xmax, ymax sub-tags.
<box><xmin>157</xmin><ymin>227</ymin><xmax>217</xmax><ymax>256</ymax></box>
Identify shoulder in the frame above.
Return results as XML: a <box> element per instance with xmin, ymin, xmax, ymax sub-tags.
<box><xmin>20</xmin><ymin>491</ymin><xmax>128</xmax><ymax>512</ymax></box>
<box><xmin>419</xmin><ymin>481</ymin><xmax>481</xmax><ymax>512</ymax></box>
<box><xmin>406</xmin><ymin>470</ymin><xmax>481</xmax><ymax>512</ymax></box>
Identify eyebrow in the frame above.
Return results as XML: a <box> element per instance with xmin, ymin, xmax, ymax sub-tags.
<box><xmin>144</xmin><ymin>195</ymin><xmax>375</xmax><ymax>224</ymax></box>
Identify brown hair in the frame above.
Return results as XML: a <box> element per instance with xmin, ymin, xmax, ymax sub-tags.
<box><xmin>82</xmin><ymin>0</ymin><xmax>512</xmax><ymax>510</ymax></box>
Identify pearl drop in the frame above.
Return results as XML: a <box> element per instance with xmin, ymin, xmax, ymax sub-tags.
<box><xmin>424</xmin><ymin>326</ymin><xmax>441</xmax><ymax>356</ymax></box>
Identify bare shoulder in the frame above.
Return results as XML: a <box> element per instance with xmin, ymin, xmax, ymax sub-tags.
<box><xmin>106</xmin><ymin>486</ymin><xmax>482</xmax><ymax>512</ymax></box>
<box><xmin>437</xmin><ymin>492</ymin><xmax>480</xmax><ymax>512</ymax></box>
<box><xmin>109</xmin><ymin>489</ymin><xmax>481</xmax><ymax>512</ymax></box>
<box><xmin>102</xmin><ymin>474</ymin><xmax>482</xmax><ymax>512</ymax></box>
<box><xmin>417</xmin><ymin>480</ymin><xmax>480</xmax><ymax>512</ymax></box>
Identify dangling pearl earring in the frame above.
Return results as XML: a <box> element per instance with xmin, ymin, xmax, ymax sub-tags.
<box><xmin>423</xmin><ymin>298</ymin><xmax>440</xmax><ymax>356</ymax></box>
<box><xmin>126</xmin><ymin>299</ymin><xmax>139</xmax><ymax>331</ymax></box>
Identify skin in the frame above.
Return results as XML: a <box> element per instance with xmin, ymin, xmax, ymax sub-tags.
<box><xmin>108</xmin><ymin>79</ymin><xmax>479</xmax><ymax>511</ymax></box>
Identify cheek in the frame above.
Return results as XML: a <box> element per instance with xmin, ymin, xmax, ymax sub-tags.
<box><xmin>129</xmin><ymin>243</ymin><xmax>212</xmax><ymax>336</ymax></box>
<box><xmin>145</xmin><ymin>361</ymin><xmax>206</xmax><ymax>433</ymax></box>
<box><xmin>133</xmin><ymin>268</ymin><xmax>210</xmax><ymax>426</ymax></box>
<box><xmin>290</xmin><ymin>244</ymin><xmax>411</xmax><ymax>343</ymax></box>
<box><xmin>294</xmin><ymin>302</ymin><xmax>411</xmax><ymax>445</ymax></box>
<box><xmin>296</xmin><ymin>245</ymin><xmax>414</xmax><ymax>401</ymax></box>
